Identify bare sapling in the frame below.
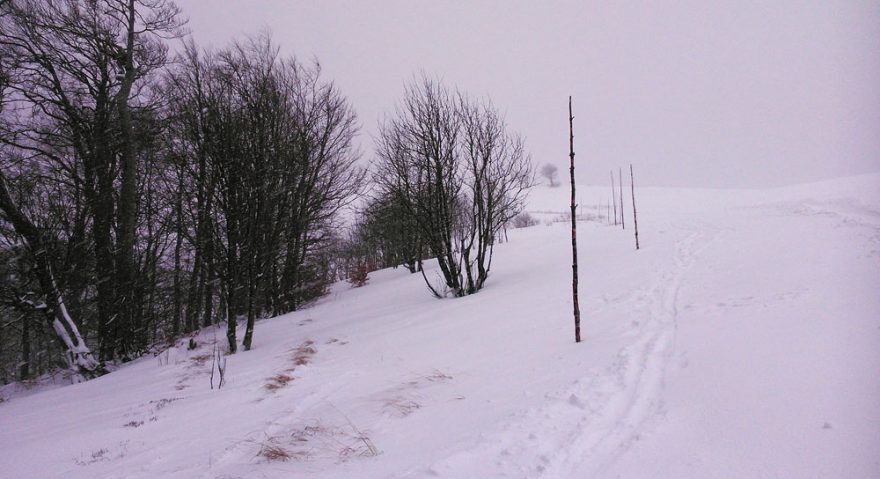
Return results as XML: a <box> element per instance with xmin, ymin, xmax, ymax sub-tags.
<box><xmin>211</xmin><ymin>344</ymin><xmax>227</xmax><ymax>389</ymax></box>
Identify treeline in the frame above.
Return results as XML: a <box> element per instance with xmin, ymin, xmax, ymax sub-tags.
<box><xmin>0</xmin><ymin>0</ymin><xmax>532</xmax><ymax>383</ymax></box>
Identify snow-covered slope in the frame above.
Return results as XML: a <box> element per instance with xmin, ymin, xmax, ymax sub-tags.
<box><xmin>2</xmin><ymin>174</ymin><xmax>879</xmax><ymax>478</ymax></box>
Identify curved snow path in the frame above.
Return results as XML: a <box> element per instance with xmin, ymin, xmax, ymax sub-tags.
<box><xmin>419</xmin><ymin>225</ymin><xmax>715</xmax><ymax>478</ymax></box>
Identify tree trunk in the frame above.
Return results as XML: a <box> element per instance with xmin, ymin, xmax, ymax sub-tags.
<box><xmin>202</xmin><ymin>238</ymin><xmax>216</xmax><ymax>327</ymax></box>
<box><xmin>569</xmin><ymin>97</ymin><xmax>581</xmax><ymax>343</ymax></box>
<box><xmin>172</xmin><ymin>168</ymin><xmax>184</xmax><ymax>337</ymax></box>
<box><xmin>19</xmin><ymin>315</ymin><xmax>29</xmax><ymax>380</ymax></box>
<box><xmin>0</xmin><ymin>171</ymin><xmax>102</xmax><ymax>379</ymax></box>
<box><xmin>89</xmin><ymin>138</ymin><xmax>117</xmax><ymax>361</ymax></box>
<box><xmin>114</xmin><ymin>0</ymin><xmax>141</xmax><ymax>358</ymax></box>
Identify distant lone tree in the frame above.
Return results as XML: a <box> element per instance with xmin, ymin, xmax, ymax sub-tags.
<box><xmin>541</xmin><ymin>163</ymin><xmax>560</xmax><ymax>187</ymax></box>
<box><xmin>374</xmin><ymin>76</ymin><xmax>534</xmax><ymax>297</ymax></box>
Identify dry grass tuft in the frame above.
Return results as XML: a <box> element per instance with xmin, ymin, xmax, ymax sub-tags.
<box><xmin>292</xmin><ymin>355</ymin><xmax>310</xmax><ymax>366</ymax></box>
<box><xmin>290</xmin><ymin>341</ymin><xmax>317</xmax><ymax>366</ymax></box>
<box><xmin>284</xmin><ymin>418</ymin><xmax>379</xmax><ymax>461</ymax></box>
<box><xmin>150</xmin><ymin>397</ymin><xmax>182</xmax><ymax>410</ymax></box>
<box><xmin>262</xmin><ymin>340</ymin><xmax>318</xmax><ymax>394</ymax></box>
<box><xmin>385</xmin><ymin>396</ymin><xmax>422</xmax><ymax>417</ymax></box>
<box><xmin>425</xmin><ymin>369</ymin><xmax>453</xmax><ymax>382</ymax></box>
<box><xmin>258</xmin><ymin>443</ymin><xmax>293</xmax><ymax>462</ymax></box>
<box><xmin>189</xmin><ymin>353</ymin><xmax>213</xmax><ymax>366</ymax></box>
<box><xmin>289</xmin><ymin>423</ymin><xmax>326</xmax><ymax>444</ymax></box>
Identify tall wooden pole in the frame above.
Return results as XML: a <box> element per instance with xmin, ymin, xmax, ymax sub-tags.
<box><xmin>569</xmin><ymin>97</ymin><xmax>581</xmax><ymax>343</ymax></box>
<box><xmin>630</xmin><ymin>164</ymin><xmax>640</xmax><ymax>250</ymax></box>
<box><xmin>619</xmin><ymin>167</ymin><xmax>625</xmax><ymax>230</ymax></box>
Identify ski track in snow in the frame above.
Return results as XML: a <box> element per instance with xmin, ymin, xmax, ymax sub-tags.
<box><xmin>420</xmin><ymin>224</ymin><xmax>717</xmax><ymax>478</ymax></box>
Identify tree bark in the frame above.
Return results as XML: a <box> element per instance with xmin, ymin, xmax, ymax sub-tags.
<box><xmin>114</xmin><ymin>0</ymin><xmax>141</xmax><ymax>358</ymax></box>
<box><xmin>172</xmin><ymin>166</ymin><xmax>184</xmax><ymax>337</ymax></box>
<box><xmin>19</xmin><ymin>314</ymin><xmax>29</xmax><ymax>380</ymax></box>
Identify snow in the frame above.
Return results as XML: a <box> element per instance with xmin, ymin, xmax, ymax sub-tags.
<box><xmin>1</xmin><ymin>173</ymin><xmax>879</xmax><ymax>478</ymax></box>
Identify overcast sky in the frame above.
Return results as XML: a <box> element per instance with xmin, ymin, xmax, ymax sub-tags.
<box><xmin>173</xmin><ymin>0</ymin><xmax>879</xmax><ymax>188</ymax></box>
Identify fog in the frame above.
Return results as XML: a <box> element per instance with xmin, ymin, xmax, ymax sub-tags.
<box><xmin>174</xmin><ymin>0</ymin><xmax>880</xmax><ymax>188</ymax></box>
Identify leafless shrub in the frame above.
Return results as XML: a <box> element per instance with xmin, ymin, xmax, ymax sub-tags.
<box><xmin>210</xmin><ymin>345</ymin><xmax>227</xmax><ymax>390</ymax></box>
<box><xmin>512</xmin><ymin>212</ymin><xmax>539</xmax><ymax>229</ymax></box>
<box><xmin>347</xmin><ymin>262</ymin><xmax>371</xmax><ymax>287</ymax></box>
<box><xmin>374</xmin><ymin>76</ymin><xmax>534</xmax><ymax>298</ymax></box>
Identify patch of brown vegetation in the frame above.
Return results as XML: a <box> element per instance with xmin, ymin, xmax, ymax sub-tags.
<box><xmin>263</xmin><ymin>340</ymin><xmax>318</xmax><ymax>394</ymax></box>
<box><xmin>189</xmin><ymin>353</ymin><xmax>213</xmax><ymax>366</ymax></box>
<box><xmin>291</xmin><ymin>341</ymin><xmax>316</xmax><ymax>366</ymax></box>
<box><xmin>264</xmin><ymin>373</ymin><xmax>294</xmax><ymax>392</ymax></box>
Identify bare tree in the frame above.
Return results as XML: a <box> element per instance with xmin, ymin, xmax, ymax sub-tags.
<box><xmin>0</xmin><ymin>170</ymin><xmax>101</xmax><ymax>379</ymax></box>
<box><xmin>163</xmin><ymin>35</ymin><xmax>363</xmax><ymax>353</ymax></box>
<box><xmin>375</xmin><ymin>76</ymin><xmax>533</xmax><ymax>297</ymax></box>
<box><xmin>540</xmin><ymin>163</ymin><xmax>559</xmax><ymax>187</ymax></box>
<box><xmin>0</xmin><ymin>0</ymin><xmax>184</xmax><ymax>360</ymax></box>
<box><xmin>356</xmin><ymin>191</ymin><xmax>422</xmax><ymax>273</ymax></box>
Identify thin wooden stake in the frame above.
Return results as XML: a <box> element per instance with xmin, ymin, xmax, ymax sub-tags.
<box><xmin>569</xmin><ymin>97</ymin><xmax>581</xmax><ymax>343</ymax></box>
<box><xmin>611</xmin><ymin>171</ymin><xmax>618</xmax><ymax>225</ymax></box>
<box><xmin>619</xmin><ymin>167</ymin><xmax>625</xmax><ymax>230</ymax></box>
<box><xmin>630</xmin><ymin>164</ymin><xmax>640</xmax><ymax>250</ymax></box>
